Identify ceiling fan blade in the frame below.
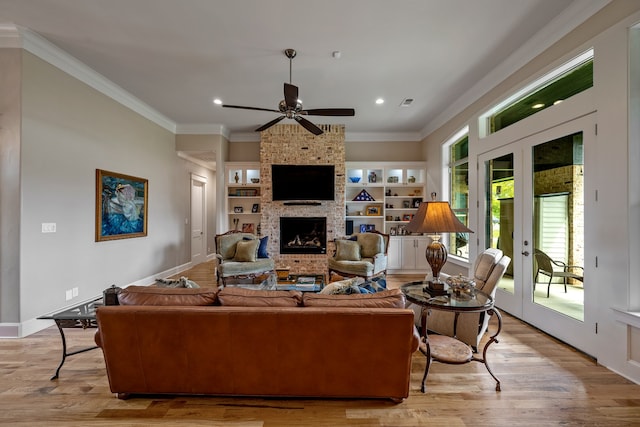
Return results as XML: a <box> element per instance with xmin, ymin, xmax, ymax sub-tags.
<box><xmin>223</xmin><ymin>104</ymin><xmax>280</xmax><ymax>113</ymax></box>
<box><xmin>294</xmin><ymin>116</ymin><xmax>324</xmax><ymax>135</ymax></box>
<box><xmin>303</xmin><ymin>108</ymin><xmax>355</xmax><ymax>117</ymax></box>
<box><xmin>284</xmin><ymin>83</ymin><xmax>299</xmax><ymax>109</ymax></box>
<box><xmin>255</xmin><ymin>115</ymin><xmax>285</xmax><ymax>132</ymax></box>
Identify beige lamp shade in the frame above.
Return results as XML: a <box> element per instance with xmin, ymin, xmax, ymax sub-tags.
<box><xmin>405</xmin><ymin>201</ymin><xmax>473</xmax><ymax>234</ymax></box>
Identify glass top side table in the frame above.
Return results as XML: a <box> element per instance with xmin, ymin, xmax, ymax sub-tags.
<box><xmin>38</xmin><ymin>296</ymin><xmax>102</xmax><ymax>380</ymax></box>
<box><xmin>401</xmin><ymin>281</ymin><xmax>502</xmax><ymax>392</ymax></box>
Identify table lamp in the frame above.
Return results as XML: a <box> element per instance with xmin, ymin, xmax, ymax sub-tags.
<box><xmin>405</xmin><ymin>192</ymin><xmax>473</xmax><ymax>292</ymax></box>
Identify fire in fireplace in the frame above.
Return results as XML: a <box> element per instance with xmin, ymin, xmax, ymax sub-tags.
<box><xmin>280</xmin><ymin>217</ymin><xmax>327</xmax><ymax>254</ymax></box>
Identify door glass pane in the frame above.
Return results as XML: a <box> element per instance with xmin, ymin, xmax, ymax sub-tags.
<box><xmin>532</xmin><ymin>132</ymin><xmax>584</xmax><ymax>321</ymax></box>
<box><xmin>485</xmin><ymin>154</ymin><xmax>514</xmax><ymax>293</ymax></box>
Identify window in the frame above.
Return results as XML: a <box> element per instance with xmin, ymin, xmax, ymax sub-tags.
<box><xmin>446</xmin><ymin>130</ymin><xmax>470</xmax><ymax>259</ymax></box>
<box><xmin>480</xmin><ymin>49</ymin><xmax>594</xmax><ymax>136</ymax></box>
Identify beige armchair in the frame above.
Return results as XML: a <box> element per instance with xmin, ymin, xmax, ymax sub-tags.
<box><xmin>410</xmin><ymin>248</ymin><xmax>511</xmax><ymax>351</ymax></box>
<box><xmin>214</xmin><ymin>231</ymin><xmax>275</xmax><ymax>286</ymax></box>
<box><xmin>328</xmin><ymin>231</ymin><xmax>389</xmax><ymax>280</ymax></box>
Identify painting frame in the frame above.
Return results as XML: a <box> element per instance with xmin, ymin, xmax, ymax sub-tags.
<box><xmin>96</xmin><ymin>169</ymin><xmax>148</xmax><ymax>242</ymax></box>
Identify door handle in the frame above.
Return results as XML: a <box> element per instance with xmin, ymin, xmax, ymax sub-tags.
<box><xmin>521</xmin><ymin>251</ymin><xmax>530</xmax><ymax>256</ymax></box>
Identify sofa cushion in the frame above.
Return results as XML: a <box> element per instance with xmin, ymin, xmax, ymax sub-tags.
<box><xmin>334</xmin><ymin>239</ymin><xmax>361</xmax><ymax>261</ymax></box>
<box><xmin>218</xmin><ymin>286</ymin><xmax>303</xmax><ymax>307</ymax></box>
<box><xmin>303</xmin><ymin>288</ymin><xmax>405</xmax><ymax>308</ymax></box>
<box><xmin>117</xmin><ymin>286</ymin><xmax>217</xmax><ymax>306</ymax></box>
<box><xmin>233</xmin><ymin>239</ymin><xmax>260</xmax><ymax>262</ymax></box>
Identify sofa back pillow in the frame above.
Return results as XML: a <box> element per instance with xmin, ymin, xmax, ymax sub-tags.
<box><xmin>303</xmin><ymin>288</ymin><xmax>405</xmax><ymax>308</ymax></box>
<box><xmin>117</xmin><ymin>286</ymin><xmax>218</xmax><ymax>306</ymax></box>
<box><xmin>218</xmin><ymin>286</ymin><xmax>303</xmax><ymax>307</ymax></box>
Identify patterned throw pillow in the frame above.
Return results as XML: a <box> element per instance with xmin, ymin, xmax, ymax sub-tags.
<box><xmin>233</xmin><ymin>239</ymin><xmax>260</xmax><ymax>262</ymax></box>
<box><xmin>334</xmin><ymin>239</ymin><xmax>361</xmax><ymax>261</ymax></box>
<box><xmin>320</xmin><ymin>277</ymin><xmax>364</xmax><ymax>295</ymax></box>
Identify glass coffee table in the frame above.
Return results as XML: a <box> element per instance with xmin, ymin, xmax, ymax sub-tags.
<box><xmin>38</xmin><ymin>297</ymin><xmax>103</xmax><ymax>380</ymax></box>
<box><xmin>401</xmin><ymin>281</ymin><xmax>503</xmax><ymax>392</ymax></box>
<box><xmin>235</xmin><ymin>273</ymin><xmax>325</xmax><ymax>292</ymax></box>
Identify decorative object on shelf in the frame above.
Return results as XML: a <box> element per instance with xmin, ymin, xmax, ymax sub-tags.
<box><xmin>386</xmin><ymin>215</ymin><xmax>393</xmax><ymax>221</ymax></box>
<box><xmin>349</xmin><ymin>177</ymin><xmax>361</xmax><ymax>183</ymax></box>
<box><xmin>405</xmin><ymin>192</ymin><xmax>474</xmax><ymax>292</ymax></box>
<box><xmin>368</xmin><ymin>171</ymin><xmax>377</xmax><ymax>183</ymax></box>
<box><xmin>233</xmin><ymin>218</ymin><xmax>239</xmax><ymax>230</ymax></box>
<box><xmin>252</xmin><ymin>203</ymin><xmax>259</xmax><ymax>213</ymax></box>
<box><xmin>413</xmin><ymin>198</ymin><xmax>422</xmax><ymax>208</ymax></box>
<box><xmin>394</xmin><ymin>216</ymin><xmax>401</xmax><ymax>221</ymax></box>
<box><xmin>386</xmin><ymin>189</ymin><xmax>391</xmax><ymax>196</ymax></box>
<box><xmin>234</xmin><ymin>206</ymin><xmax>244</xmax><ymax>213</ymax></box>
<box><xmin>95</xmin><ymin>169</ymin><xmax>148</xmax><ymax>242</ymax></box>
<box><xmin>397</xmin><ymin>225</ymin><xmax>407</xmax><ymax>235</ymax></box>
<box><xmin>234</xmin><ymin>188</ymin><xmax>259</xmax><ymax>196</ymax></box>
<box><xmin>251</xmin><ymin>178</ymin><xmax>260</xmax><ymax>183</ymax></box>
<box><xmin>360</xmin><ymin>224</ymin><xmax>375</xmax><ymax>232</ymax></box>
<box><xmin>408</xmin><ymin>175</ymin><xmax>416</xmax><ymax>183</ymax></box>
<box><xmin>415</xmin><ymin>189</ymin><xmax>422</xmax><ymax>195</ymax></box>
<box><xmin>389</xmin><ymin>227</ymin><xmax>397</xmax><ymax>236</ymax></box>
<box><xmin>387</xmin><ymin>176</ymin><xmax>399</xmax><ymax>183</ymax></box>
<box><xmin>353</xmin><ymin>189</ymin><xmax>375</xmax><ymax>201</ymax></box>
<box><xmin>402</xmin><ymin>214</ymin><xmax>412</xmax><ymax>221</ymax></box>
<box><xmin>242</xmin><ymin>223</ymin><xmax>254</xmax><ymax>233</ymax></box>
<box><xmin>234</xmin><ymin>172</ymin><xmax>239</xmax><ymax>183</ymax></box>
<box><xmin>366</xmin><ymin>205</ymin><xmax>381</xmax><ymax>216</ymax></box>
<box><xmin>403</xmin><ymin>200</ymin><xmax>411</xmax><ymax>208</ymax></box>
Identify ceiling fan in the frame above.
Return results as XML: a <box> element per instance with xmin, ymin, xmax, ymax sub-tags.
<box><xmin>222</xmin><ymin>48</ymin><xmax>355</xmax><ymax>136</ymax></box>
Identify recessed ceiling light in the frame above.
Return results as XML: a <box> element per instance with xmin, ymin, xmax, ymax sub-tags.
<box><xmin>213</xmin><ymin>98</ymin><xmax>222</xmax><ymax>105</ymax></box>
<box><xmin>553</xmin><ymin>99</ymin><xmax>563</xmax><ymax>105</ymax></box>
<box><xmin>375</xmin><ymin>98</ymin><xmax>384</xmax><ymax>105</ymax></box>
<box><xmin>532</xmin><ymin>103</ymin><xmax>545</xmax><ymax>109</ymax></box>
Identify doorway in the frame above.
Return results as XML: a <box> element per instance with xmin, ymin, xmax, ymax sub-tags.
<box><xmin>477</xmin><ymin>114</ymin><xmax>595</xmax><ymax>356</ymax></box>
<box><xmin>191</xmin><ymin>174</ymin><xmax>207</xmax><ymax>264</ymax></box>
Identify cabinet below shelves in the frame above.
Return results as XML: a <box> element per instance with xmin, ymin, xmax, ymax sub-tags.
<box><xmin>387</xmin><ymin>236</ymin><xmax>431</xmax><ymax>274</ymax></box>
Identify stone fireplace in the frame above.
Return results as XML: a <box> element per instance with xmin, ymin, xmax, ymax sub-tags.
<box><xmin>259</xmin><ymin>124</ymin><xmax>346</xmax><ymax>274</ymax></box>
<box><xmin>280</xmin><ymin>217</ymin><xmax>327</xmax><ymax>255</ymax></box>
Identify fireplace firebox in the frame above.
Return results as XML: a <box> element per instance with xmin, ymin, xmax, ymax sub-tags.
<box><xmin>280</xmin><ymin>217</ymin><xmax>327</xmax><ymax>254</ymax></box>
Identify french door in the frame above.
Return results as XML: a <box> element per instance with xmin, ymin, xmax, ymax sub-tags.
<box><xmin>477</xmin><ymin>114</ymin><xmax>596</xmax><ymax>356</ymax></box>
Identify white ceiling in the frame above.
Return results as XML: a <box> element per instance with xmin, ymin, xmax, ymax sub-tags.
<box><xmin>0</xmin><ymin>0</ymin><xmax>609</xmax><ymax>141</ymax></box>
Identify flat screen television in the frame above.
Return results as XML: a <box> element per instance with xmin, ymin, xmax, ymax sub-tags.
<box><xmin>271</xmin><ymin>164</ymin><xmax>335</xmax><ymax>201</ymax></box>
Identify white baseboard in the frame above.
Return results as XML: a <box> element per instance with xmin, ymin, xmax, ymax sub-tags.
<box><xmin>5</xmin><ymin>261</ymin><xmax>198</xmax><ymax>338</ymax></box>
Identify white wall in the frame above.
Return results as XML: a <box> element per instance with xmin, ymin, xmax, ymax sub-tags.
<box><xmin>13</xmin><ymin>52</ymin><xmax>214</xmax><ymax>336</ymax></box>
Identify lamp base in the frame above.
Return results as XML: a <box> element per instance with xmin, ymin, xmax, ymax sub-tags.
<box><xmin>422</xmin><ymin>280</ymin><xmax>447</xmax><ymax>295</ymax></box>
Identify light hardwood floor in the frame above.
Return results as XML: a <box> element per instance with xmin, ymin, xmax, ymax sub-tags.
<box><xmin>2</xmin><ymin>262</ymin><xmax>640</xmax><ymax>426</ymax></box>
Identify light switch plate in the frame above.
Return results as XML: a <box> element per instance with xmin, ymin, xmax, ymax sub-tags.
<box><xmin>42</xmin><ymin>223</ymin><xmax>56</xmax><ymax>233</ymax></box>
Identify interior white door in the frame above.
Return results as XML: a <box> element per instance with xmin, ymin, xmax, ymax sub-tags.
<box><xmin>191</xmin><ymin>176</ymin><xmax>206</xmax><ymax>264</ymax></box>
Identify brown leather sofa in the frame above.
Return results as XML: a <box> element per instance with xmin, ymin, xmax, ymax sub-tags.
<box><xmin>95</xmin><ymin>286</ymin><xmax>419</xmax><ymax>401</ymax></box>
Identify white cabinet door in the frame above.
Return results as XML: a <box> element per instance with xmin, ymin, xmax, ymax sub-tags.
<box><xmin>387</xmin><ymin>237</ymin><xmax>402</xmax><ymax>270</ymax></box>
<box><xmin>414</xmin><ymin>238</ymin><xmax>430</xmax><ymax>270</ymax></box>
<box><xmin>400</xmin><ymin>239</ymin><xmax>418</xmax><ymax>270</ymax></box>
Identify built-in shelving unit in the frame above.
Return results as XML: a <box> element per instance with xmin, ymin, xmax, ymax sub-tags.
<box><xmin>225</xmin><ymin>162</ymin><xmax>262</xmax><ymax>235</ymax></box>
<box><xmin>345</xmin><ymin>162</ymin><xmax>427</xmax><ymax>236</ymax></box>
<box><xmin>345</xmin><ymin>162</ymin><xmax>429</xmax><ymax>274</ymax></box>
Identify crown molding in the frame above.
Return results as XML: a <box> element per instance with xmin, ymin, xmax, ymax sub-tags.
<box><xmin>226</xmin><ymin>130</ymin><xmax>422</xmax><ymax>143</ymax></box>
<box><xmin>8</xmin><ymin>25</ymin><xmax>177</xmax><ymax>133</ymax></box>
<box><xmin>176</xmin><ymin>124</ymin><xmax>230</xmax><ymax>140</ymax></box>
<box><xmin>419</xmin><ymin>0</ymin><xmax>613</xmax><ymax>139</ymax></box>
<box><xmin>0</xmin><ymin>23</ymin><xmax>21</xmax><ymax>47</ymax></box>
